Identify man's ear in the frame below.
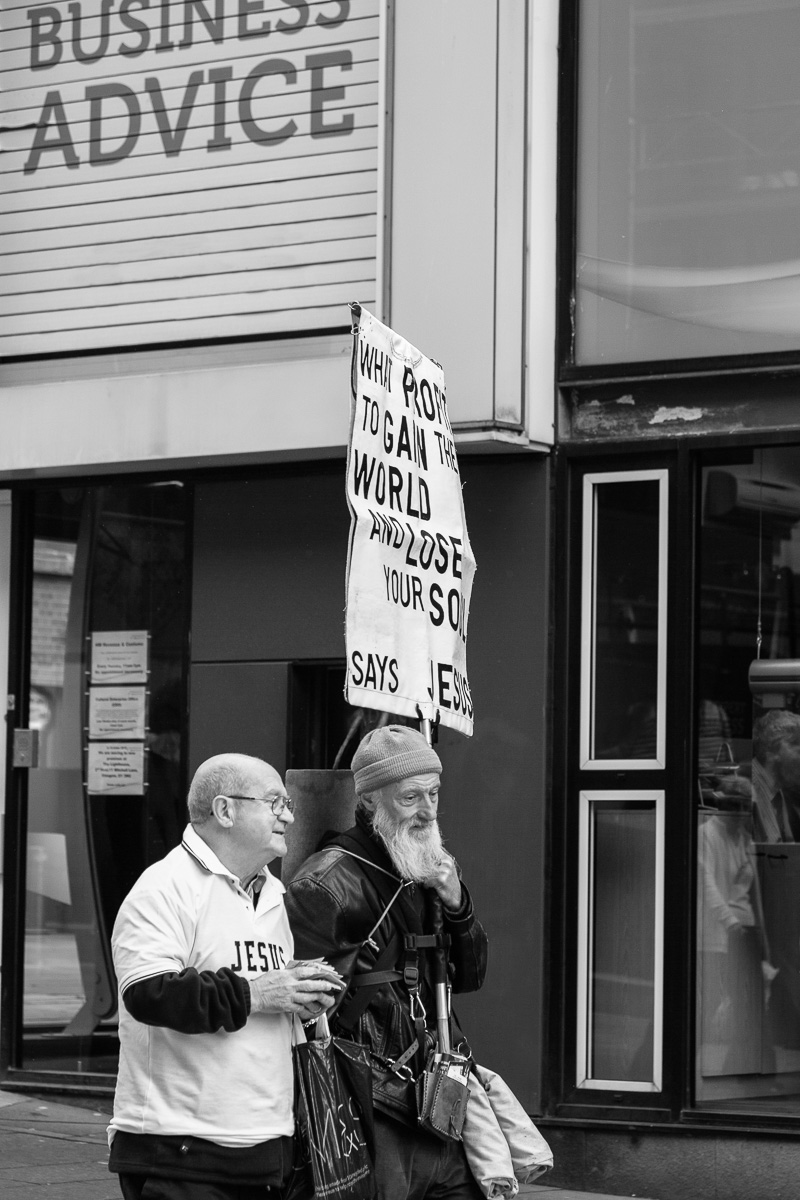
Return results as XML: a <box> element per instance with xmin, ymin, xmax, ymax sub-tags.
<box><xmin>359</xmin><ymin>790</ymin><xmax>378</xmax><ymax>815</ymax></box>
<box><xmin>211</xmin><ymin>793</ymin><xmax>236</xmax><ymax>827</ymax></box>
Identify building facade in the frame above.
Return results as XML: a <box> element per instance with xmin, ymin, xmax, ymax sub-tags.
<box><xmin>548</xmin><ymin>1</ymin><xmax>800</xmax><ymax>1196</ymax></box>
<box><xmin>8</xmin><ymin>3</ymin><xmax>800</xmax><ymax>1199</ymax></box>
<box><xmin>0</xmin><ymin>0</ymin><xmax>557</xmax><ymax>1130</ymax></box>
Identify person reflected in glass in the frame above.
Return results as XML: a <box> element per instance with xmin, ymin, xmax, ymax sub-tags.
<box><xmin>752</xmin><ymin>711</ymin><xmax>800</xmax><ymax>843</ymax></box>
<box><xmin>751</xmin><ymin>711</ymin><xmax>800</xmax><ymax>1051</ymax></box>
<box><xmin>697</xmin><ymin>697</ymin><xmax>733</xmax><ymax>778</ymax></box>
<box><xmin>698</xmin><ymin>776</ymin><xmax>777</xmax><ymax>1078</ymax></box>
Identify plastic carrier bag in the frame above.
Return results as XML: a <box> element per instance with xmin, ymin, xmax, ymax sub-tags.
<box><xmin>291</xmin><ymin>1014</ymin><xmax>376</xmax><ymax>1200</ymax></box>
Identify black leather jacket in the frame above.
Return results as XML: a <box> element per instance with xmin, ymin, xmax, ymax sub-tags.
<box><xmin>284</xmin><ymin>812</ymin><xmax>488</xmax><ymax>1124</ymax></box>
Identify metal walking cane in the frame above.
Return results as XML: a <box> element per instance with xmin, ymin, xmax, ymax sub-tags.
<box><xmin>419</xmin><ymin>715</ymin><xmax>451</xmax><ymax>1055</ymax></box>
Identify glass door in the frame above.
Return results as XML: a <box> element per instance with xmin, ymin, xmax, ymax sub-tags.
<box><xmin>2</xmin><ymin>481</ymin><xmax>189</xmax><ymax>1083</ymax></box>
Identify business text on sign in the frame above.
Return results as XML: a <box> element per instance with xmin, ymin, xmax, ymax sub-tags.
<box><xmin>23</xmin><ymin>1</ymin><xmax>356</xmax><ymax>173</ymax></box>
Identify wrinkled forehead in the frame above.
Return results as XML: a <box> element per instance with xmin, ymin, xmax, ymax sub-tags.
<box><xmin>384</xmin><ymin>772</ymin><xmax>440</xmax><ymax>796</ymax></box>
<box><xmin>247</xmin><ymin>764</ymin><xmax>286</xmax><ymax>796</ymax></box>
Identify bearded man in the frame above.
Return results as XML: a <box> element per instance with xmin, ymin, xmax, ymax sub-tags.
<box><xmin>284</xmin><ymin>724</ymin><xmax>488</xmax><ymax>1200</ymax></box>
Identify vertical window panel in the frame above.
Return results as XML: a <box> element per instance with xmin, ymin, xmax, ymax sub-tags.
<box><xmin>577</xmin><ymin>791</ymin><xmax>664</xmax><ymax>1092</ymax></box>
<box><xmin>581</xmin><ymin>470</ymin><xmax>668</xmax><ymax>769</ymax></box>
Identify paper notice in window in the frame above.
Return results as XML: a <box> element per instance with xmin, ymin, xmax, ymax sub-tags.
<box><xmin>87</xmin><ymin>742</ymin><xmax>145</xmax><ymax>796</ymax></box>
<box><xmin>90</xmin><ymin>631</ymin><xmax>149</xmax><ymax>684</ymax></box>
<box><xmin>89</xmin><ymin>687</ymin><xmax>146</xmax><ymax>740</ymax></box>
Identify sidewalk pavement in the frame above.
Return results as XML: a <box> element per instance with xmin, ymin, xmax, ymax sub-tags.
<box><xmin>0</xmin><ymin>1087</ymin><xmax>650</xmax><ymax>1200</ymax></box>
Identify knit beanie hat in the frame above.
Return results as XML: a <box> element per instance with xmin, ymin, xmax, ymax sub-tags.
<box><xmin>351</xmin><ymin>724</ymin><xmax>442</xmax><ymax>795</ymax></box>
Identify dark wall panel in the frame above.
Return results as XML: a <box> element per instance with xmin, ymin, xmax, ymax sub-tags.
<box><xmin>188</xmin><ymin>663</ymin><xmax>289</xmax><ymax>777</ymax></box>
<box><xmin>192</xmin><ymin>472</ymin><xmax>351</xmax><ymax>663</ymax></box>
<box><xmin>437</xmin><ymin>456</ymin><xmax>550</xmax><ymax>1112</ymax></box>
<box><xmin>190</xmin><ymin>456</ymin><xmax>550</xmax><ymax>1111</ymax></box>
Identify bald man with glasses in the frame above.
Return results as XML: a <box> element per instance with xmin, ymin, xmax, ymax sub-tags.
<box><xmin>109</xmin><ymin>752</ymin><xmax>343</xmax><ymax>1200</ymax></box>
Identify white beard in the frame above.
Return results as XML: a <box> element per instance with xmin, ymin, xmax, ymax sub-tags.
<box><xmin>372</xmin><ymin>802</ymin><xmax>444</xmax><ymax>883</ymax></box>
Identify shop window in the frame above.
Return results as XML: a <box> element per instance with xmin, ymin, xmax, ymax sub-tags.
<box><xmin>580</xmin><ymin>471</ymin><xmax>667</xmax><ymax>769</ymax></box>
<box><xmin>697</xmin><ymin>448</ymin><xmax>800</xmax><ymax>1113</ymax></box>
<box><xmin>577</xmin><ymin>790</ymin><xmax>664</xmax><ymax>1091</ymax></box>
<box><xmin>9</xmin><ymin>483</ymin><xmax>188</xmax><ymax>1078</ymax></box>
<box><xmin>576</xmin><ymin>1</ymin><xmax>800</xmax><ymax>364</ymax></box>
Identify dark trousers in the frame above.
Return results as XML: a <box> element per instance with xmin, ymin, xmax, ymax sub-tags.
<box><xmin>112</xmin><ymin>1131</ymin><xmax>296</xmax><ymax>1200</ymax></box>
<box><xmin>118</xmin><ymin>1179</ymin><xmax>281</xmax><ymax>1199</ymax></box>
<box><xmin>372</xmin><ymin>1111</ymin><xmax>482</xmax><ymax>1200</ymax></box>
<box><xmin>116</xmin><ymin>1118</ymin><xmax>481</xmax><ymax>1200</ymax></box>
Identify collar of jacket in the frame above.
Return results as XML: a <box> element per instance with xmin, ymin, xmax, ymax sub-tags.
<box><xmin>324</xmin><ymin>808</ymin><xmax>397</xmax><ymax>873</ymax></box>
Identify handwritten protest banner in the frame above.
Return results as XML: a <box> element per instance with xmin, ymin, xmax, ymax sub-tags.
<box><xmin>345</xmin><ymin>307</ymin><xmax>476</xmax><ymax>736</ymax></box>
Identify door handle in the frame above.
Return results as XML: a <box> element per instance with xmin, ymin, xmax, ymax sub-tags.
<box><xmin>12</xmin><ymin>728</ymin><xmax>39</xmax><ymax>768</ymax></box>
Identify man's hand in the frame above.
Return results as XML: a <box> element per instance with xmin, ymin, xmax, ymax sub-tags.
<box><xmin>422</xmin><ymin>852</ymin><xmax>462</xmax><ymax>911</ymax></box>
<box><xmin>248</xmin><ymin>961</ymin><xmax>344</xmax><ymax>1021</ymax></box>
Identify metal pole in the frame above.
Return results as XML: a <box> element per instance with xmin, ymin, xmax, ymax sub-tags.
<box><xmin>419</xmin><ymin>716</ymin><xmax>451</xmax><ymax>1054</ymax></box>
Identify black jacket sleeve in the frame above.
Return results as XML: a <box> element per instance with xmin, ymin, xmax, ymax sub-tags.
<box><xmin>285</xmin><ymin>877</ymin><xmax>366</xmax><ymax>980</ymax></box>
<box><xmin>441</xmin><ymin>883</ymin><xmax>488</xmax><ymax>993</ymax></box>
<box><xmin>122</xmin><ymin>967</ymin><xmax>250</xmax><ymax>1034</ymax></box>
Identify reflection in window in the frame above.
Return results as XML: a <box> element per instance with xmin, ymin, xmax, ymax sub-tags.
<box><xmin>21</xmin><ymin>484</ymin><xmax>188</xmax><ymax>1075</ymax></box>
<box><xmin>578</xmin><ymin>791</ymin><xmax>663</xmax><ymax>1091</ymax></box>
<box><xmin>577</xmin><ymin>1</ymin><xmax>800</xmax><ymax>363</ymax></box>
<box><xmin>581</xmin><ymin>472</ymin><xmax>666</xmax><ymax>768</ymax></box>
<box><xmin>697</xmin><ymin>449</ymin><xmax>800</xmax><ymax>1111</ymax></box>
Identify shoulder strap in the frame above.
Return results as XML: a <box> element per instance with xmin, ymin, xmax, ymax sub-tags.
<box><xmin>336</xmin><ymin>935</ymin><xmax>403</xmax><ymax>1032</ymax></box>
<box><xmin>335</xmin><ymin>849</ymin><xmax>406</xmax><ymax>950</ymax></box>
<box><xmin>332</xmin><ymin>851</ymin><xmax>436</xmax><ymax>1074</ymax></box>
<box><xmin>331</xmin><ymin>850</ymin><xmax>409</xmax><ymax>1032</ymax></box>
<box><xmin>335</xmin><ymin>847</ymin><xmax>400</xmax><ymax>882</ymax></box>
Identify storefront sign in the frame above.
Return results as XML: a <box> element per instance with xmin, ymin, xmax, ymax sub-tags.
<box><xmin>87</xmin><ymin>740</ymin><xmax>145</xmax><ymax>795</ymax></box>
<box><xmin>88</xmin><ymin>686</ymin><xmax>147</xmax><ymax>739</ymax></box>
<box><xmin>345</xmin><ymin>308</ymin><xmax>476</xmax><ymax>736</ymax></box>
<box><xmin>90</xmin><ymin>630</ymin><xmax>149</xmax><ymax>684</ymax></box>
<box><xmin>1</xmin><ymin>0</ymin><xmax>381</xmax><ymax>355</ymax></box>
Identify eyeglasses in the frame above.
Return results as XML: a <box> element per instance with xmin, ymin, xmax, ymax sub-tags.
<box><xmin>226</xmin><ymin>794</ymin><xmax>295</xmax><ymax>816</ymax></box>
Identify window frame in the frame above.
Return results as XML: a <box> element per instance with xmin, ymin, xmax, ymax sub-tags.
<box><xmin>576</xmin><ymin>788</ymin><xmax>665</xmax><ymax>1093</ymax></box>
<box><xmin>579</xmin><ymin>469</ymin><xmax>669</xmax><ymax>771</ymax></box>
<box><xmin>549</xmin><ymin>449</ymin><xmax>685</xmax><ymax>1123</ymax></box>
